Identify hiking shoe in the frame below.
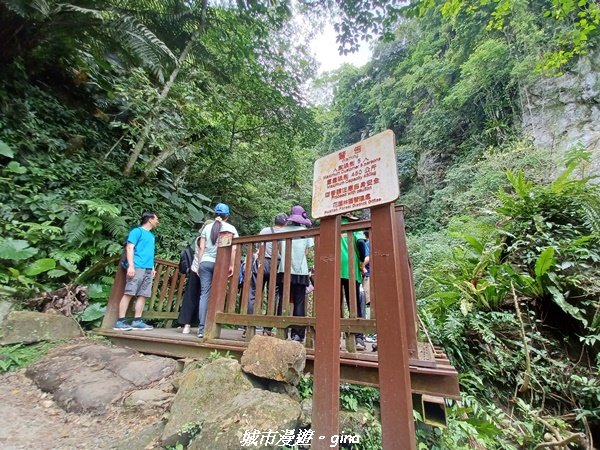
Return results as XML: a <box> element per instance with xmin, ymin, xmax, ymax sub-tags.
<box><xmin>182</xmin><ymin>324</ymin><xmax>191</xmax><ymax>334</ymax></box>
<box><xmin>131</xmin><ymin>319</ymin><xmax>153</xmax><ymax>330</ymax></box>
<box><xmin>113</xmin><ymin>319</ymin><xmax>132</xmax><ymax>331</ymax></box>
<box><xmin>197</xmin><ymin>332</ymin><xmax>204</xmax><ymax>339</ymax></box>
<box><xmin>355</xmin><ymin>337</ymin><xmax>366</xmax><ymax>351</ymax></box>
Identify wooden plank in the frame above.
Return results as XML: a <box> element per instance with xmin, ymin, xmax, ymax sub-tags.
<box><xmin>226</xmin><ymin>244</ymin><xmax>242</xmax><ymax>314</ymax></box>
<box><xmin>100</xmin><ymin>264</ymin><xmax>126</xmax><ymax>329</ymax></box>
<box><xmin>233</xmin><ymin>228</ymin><xmax>320</xmax><ymax>244</ymax></box>
<box><xmin>281</xmin><ymin>238</ymin><xmax>292</xmax><ymax>317</ymax></box>
<box><xmin>205</xmin><ymin>244</ymin><xmax>232</xmax><ymax>339</ymax></box>
<box><xmin>173</xmin><ymin>274</ymin><xmax>186</xmax><ymax>313</ymax></box>
<box><xmin>139</xmin><ymin>311</ymin><xmax>179</xmax><ymax>319</ymax></box>
<box><xmin>166</xmin><ymin>266</ymin><xmax>180</xmax><ymax>312</ymax></box>
<box><xmin>395</xmin><ymin>206</ymin><xmax>419</xmax><ymax>360</ymax></box>
<box><xmin>213</xmin><ymin>313</ymin><xmax>377</xmax><ymax>333</ymax></box>
<box><xmin>157</xmin><ymin>265</ymin><xmax>171</xmax><ymax>312</ymax></box>
<box><xmin>312</xmin><ymin>215</ymin><xmax>341</xmax><ymax>449</ymax></box>
<box><xmin>266</xmin><ymin>239</ymin><xmax>279</xmax><ymax>316</ymax></box>
<box><xmin>239</xmin><ymin>247</ymin><xmax>253</xmax><ymax>315</ymax></box>
<box><xmin>276</xmin><ymin>237</ymin><xmax>292</xmax><ymax>340</ymax></box>
<box><xmin>148</xmin><ymin>264</ymin><xmax>164</xmax><ymax>310</ymax></box>
<box><xmin>371</xmin><ymin>203</ymin><xmax>416</xmax><ymax>449</ymax></box>
<box><xmin>254</xmin><ymin>245</ymin><xmax>266</xmax><ymax>315</ymax></box>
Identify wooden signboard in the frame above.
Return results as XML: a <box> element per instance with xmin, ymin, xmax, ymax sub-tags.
<box><xmin>312</xmin><ymin>130</ymin><xmax>399</xmax><ymax>218</ymax></box>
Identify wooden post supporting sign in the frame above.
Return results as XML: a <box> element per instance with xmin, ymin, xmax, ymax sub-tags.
<box><xmin>311</xmin><ymin>130</ymin><xmax>415</xmax><ymax>449</ymax></box>
<box><xmin>371</xmin><ymin>203</ymin><xmax>416</xmax><ymax>448</ymax></box>
<box><xmin>312</xmin><ymin>216</ymin><xmax>341</xmax><ymax>449</ymax></box>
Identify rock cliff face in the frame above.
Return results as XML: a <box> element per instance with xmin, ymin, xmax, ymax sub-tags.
<box><xmin>523</xmin><ymin>51</ymin><xmax>600</xmax><ymax>172</ymax></box>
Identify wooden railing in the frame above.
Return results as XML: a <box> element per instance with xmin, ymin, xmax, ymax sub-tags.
<box><xmin>101</xmin><ymin>258</ymin><xmax>185</xmax><ymax>328</ymax></box>
<box><xmin>101</xmin><ymin>206</ymin><xmax>419</xmax><ymax>358</ymax></box>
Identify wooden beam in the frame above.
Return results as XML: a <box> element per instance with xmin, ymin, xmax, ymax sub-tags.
<box><xmin>371</xmin><ymin>204</ymin><xmax>416</xmax><ymax>449</ymax></box>
<box><xmin>312</xmin><ymin>216</ymin><xmax>341</xmax><ymax>449</ymax></box>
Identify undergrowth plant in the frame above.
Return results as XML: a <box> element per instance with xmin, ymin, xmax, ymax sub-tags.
<box><xmin>412</xmin><ymin>153</ymin><xmax>600</xmax><ymax>447</ymax></box>
<box><xmin>0</xmin><ymin>341</ymin><xmax>60</xmax><ymax>372</ymax></box>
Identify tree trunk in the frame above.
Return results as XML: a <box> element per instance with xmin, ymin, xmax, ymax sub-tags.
<box><xmin>123</xmin><ymin>0</ymin><xmax>208</xmax><ymax>175</ymax></box>
<box><xmin>141</xmin><ymin>143</ymin><xmax>178</xmax><ymax>180</ymax></box>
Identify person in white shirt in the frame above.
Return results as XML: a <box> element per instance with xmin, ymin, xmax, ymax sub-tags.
<box><xmin>196</xmin><ymin>203</ymin><xmax>239</xmax><ymax>338</ymax></box>
<box><xmin>275</xmin><ymin>205</ymin><xmax>314</xmax><ymax>342</ymax></box>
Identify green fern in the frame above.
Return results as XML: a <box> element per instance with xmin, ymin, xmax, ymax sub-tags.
<box><xmin>76</xmin><ymin>199</ymin><xmax>121</xmax><ymax>217</ymax></box>
<box><xmin>105</xmin><ymin>216</ymin><xmax>129</xmax><ymax>239</ymax></box>
<box><xmin>63</xmin><ymin>213</ymin><xmax>88</xmax><ymax>244</ymax></box>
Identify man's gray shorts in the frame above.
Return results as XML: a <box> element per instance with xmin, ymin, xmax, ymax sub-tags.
<box><xmin>124</xmin><ymin>268</ymin><xmax>153</xmax><ymax>297</ymax></box>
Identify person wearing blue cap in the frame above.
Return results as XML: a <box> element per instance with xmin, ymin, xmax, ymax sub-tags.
<box><xmin>196</xmin><ymin>203</ymin><xmax>239</xmax><ymax>338</ymax></box>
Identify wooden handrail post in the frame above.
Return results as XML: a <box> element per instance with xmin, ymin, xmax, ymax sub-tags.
<box><xmin>395</xmin><ymin>206</ymin><xmax>419</xmax><ymax>359</ymax></box>
<box><xmin>205</xmin><ymin>243</ymin><xmax>233</xmax><ymax>339</ymax></box>
<box><xmin>312</xmin><ymin>216</ymin><xmax>341</xmax><ymax>449</ymax></box>
<box><xmin>371</xmin><ymin>203</ymin><xmax>416</xmax><ymax>449</ymax></box>
<box><xmin>101</xmin><ymin>265</ymin><xmax>126</xmax><ymax>329</ymax></box>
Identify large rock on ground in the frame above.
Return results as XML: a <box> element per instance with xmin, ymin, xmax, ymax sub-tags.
<box><xmin>161</xmin><ymin>358</ymin><xmax>256</xmax><ymax>447</ymax></box>
<box><xmin>188</xmin><ymin>388</ymin><xmax>302</xmax><ymax>450</ymax></box>
<box><xmin>111</xmin><ymin>421</ymin><xmax>165</xmax><ymax>450</ymax></box>
<box><xmin>25</xmin><ymin>342</ymin><xmax>177</xmax><ymax>414</ymax></box>
<box><xmin>0</xmin><ymin>300</ymin><xmax>13</xmax><ymax>325</ymax></box>
<box><xmin>68</xmin><ymin>344</ymin><xmax>176</xmax><ymax>387</ymax></box>
<box><xmin>125</xmin><ymin>389</ymin><xmax>174</xmax><ymax>408</ymax></box>
<box><xmin>0</xmin><ymin>311</ymin><xmax>83</xmax><ymax>345</ymax></box>
<box><xmin>241</xmin><ymin>335</ymin><xmax>306</xmax><ymax>385</ymax></box>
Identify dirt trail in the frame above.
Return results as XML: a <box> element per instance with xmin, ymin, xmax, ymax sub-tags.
<box><xmin>0</xmin><ymin>371</ymin><xmax>163</xmax><ymax>450</ymax></box>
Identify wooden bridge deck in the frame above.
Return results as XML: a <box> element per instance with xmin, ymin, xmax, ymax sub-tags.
<box><xmin>97</xmin><ymin>326</ymin><xmax>460</xmax><ymax>399</ymax></box>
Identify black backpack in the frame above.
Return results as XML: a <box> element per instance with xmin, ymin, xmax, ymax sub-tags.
<box><xmin>179</xmin><ymin>241</ymin><xmax>196</xmax><ymax>274</ymax></box>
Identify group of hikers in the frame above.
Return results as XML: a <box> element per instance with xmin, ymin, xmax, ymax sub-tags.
<box><xmin>113</xmin><ymin>204</ymin><xmax>372</xmax><ymax>350</ymax></box>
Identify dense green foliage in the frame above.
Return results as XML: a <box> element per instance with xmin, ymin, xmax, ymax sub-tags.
<box><xmin>0</xmin><ymin>0</ymin><xmax>321</xmax><ymax>298</ymax></box>
<box><xmin>1</xmin><ymin>0</ymin><xmax>599</xmax><ymax>448</ymax></box>
<box><xmin>316</xmin><ymin>0</ymin><xmax>600</xmax><ymax>447</ymax></box>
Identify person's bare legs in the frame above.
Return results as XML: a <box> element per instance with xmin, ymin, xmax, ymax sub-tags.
<box><xmin>118</xmin><ymin>294</ymin><xmax>146</xmax><ymax>318</ymax></box>
<box><xmin>118</xmin><ymin>294</ymin><xmax>133</xmax><ymax>318</ymax></box>
<box><xmin>134</xmin><ymin>296</ymin><xmax>146</xmax><ymax>317</ymax></box>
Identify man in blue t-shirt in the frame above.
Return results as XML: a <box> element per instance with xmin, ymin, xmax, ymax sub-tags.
<box><xmin>114</xmin><ymin>211</ymin><xmax>159</xmax><ymax>331</ymax></box>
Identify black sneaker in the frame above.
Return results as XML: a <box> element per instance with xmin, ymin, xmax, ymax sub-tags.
<box><xmin>113</xmin><ymin>319</ymin><xmax>132</xmax><ymax>331</ymax></box>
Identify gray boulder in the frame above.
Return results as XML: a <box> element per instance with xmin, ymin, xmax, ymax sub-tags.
<box><xmin>110</xmin><ymin>421</ymin><xmax>165</xmax><ymax>450</ymax></box>
<box><xmin>266</xmin><ymin>380</ymin><xmax>301</xmax><ymax>402</ymax></box>
<box><xmin>241</xmin><ymin>335</ymin><xmax>306</xmax><ymax>386</ymax></box>
<box><xmin>299</xmin><ymin>398</ymin><xmax>312</xmax><ymax>428</ymax></box>
<box><xmin>125</xmin><ymin>389</ymin><xmax>174</xmax><ymax>408</ymax></box>
<box><xmin>189</xmin><ymin>388</ymin><xmax>302</xmax><ymax>450</ymax></box>
<box><xmin>0</xmin><ymin>310</ymin><xmax>82</xmax><ymax>345</ymax></box>
<box><xmin>26</xmin><ymin>342</ymin><xmax>177</xmax><ymax>414</ymax></box>
<box><xmin>0</xmin><ymin>300</ymin><xmax>13</xmax><ymax>325</ymax></box>
<box><xmin>161</xmin><ymin>358</ymin><xmax>256</xmax><ymax>447</ymax></box>
<box><xmin>26</xmin><ymin>355</ymin><xmax>134</xmax><ymax>413</ymax></box>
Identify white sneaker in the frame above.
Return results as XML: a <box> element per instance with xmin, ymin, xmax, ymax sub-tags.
<box><xmin>182</xmin><ymin>324</ymin><xmax>191</xmax><ymax>334</ymax></box>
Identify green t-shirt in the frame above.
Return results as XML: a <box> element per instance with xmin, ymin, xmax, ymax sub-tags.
<box><xmin>340</xmin><ymin>218</ymin><xmax>366</xmax><ymax>282</ymax></box>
